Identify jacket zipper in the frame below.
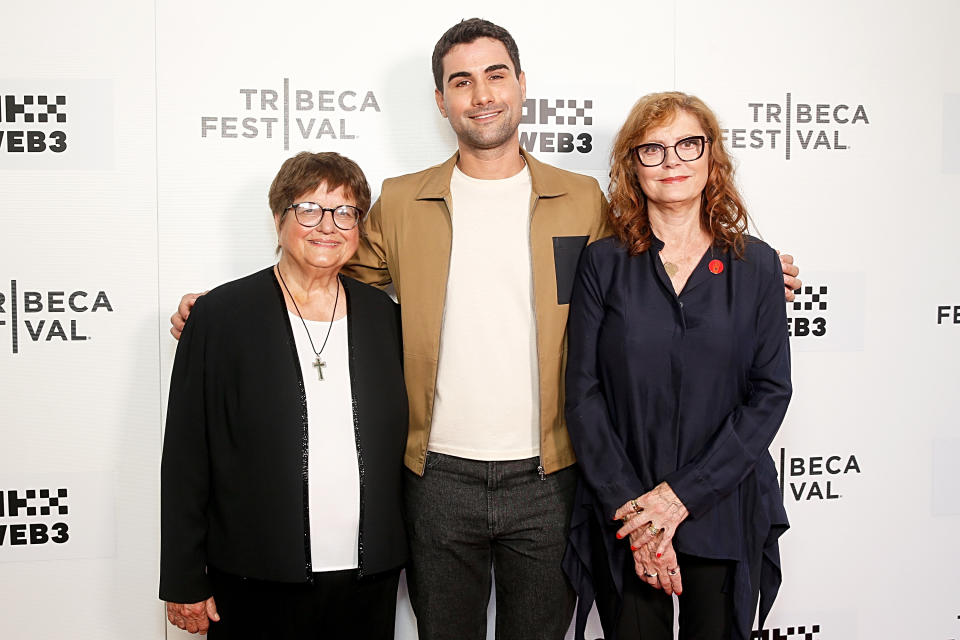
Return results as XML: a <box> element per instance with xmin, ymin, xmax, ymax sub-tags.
<box><xmin>529</xmin><ymin>192</ymin><xmax>546</xmax><ymax>481</ymax></box>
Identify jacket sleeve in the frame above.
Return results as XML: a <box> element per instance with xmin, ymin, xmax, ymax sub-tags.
<box><xmin>565</xmin><ymin>245</ymin><xmax>646</xmax><ymax>519</ymax></box>
<box><xmin>663</xmin><ymin>248</ymin><xmax>792</xmax><ymax>519</ymax></box>
<box><xmin>159</xmin><ymin>297</ymin><xmax>213</xmax><ymax>603</ymax></box>
<box><xmin>343</xmin><ymin>194</ymin><xmax>392</xmax><ymax>288</ymax></box>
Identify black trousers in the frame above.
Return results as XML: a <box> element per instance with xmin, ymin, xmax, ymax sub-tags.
<box><xmin>615</xmin><ymin>553</ymin><xmax>732</xmax><ymax>640</ymax></box>
<box><xmin>595</xmin><ymin>548</ymin><xmax>761</xmax><ymax>640</ymax></box>
<box><xmin>206</xmin><ymin>565</ymin><xmax>401</xmax><ymax>640</ymax></box>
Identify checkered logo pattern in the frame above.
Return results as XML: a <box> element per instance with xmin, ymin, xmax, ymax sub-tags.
<box><xmin>560</xmin><ymin>99</ymin><xmax>592</xmax><ymax>125</ymax></box>
<box><xmin>2</xmin><ymin>488</ymin><xmax>69</xmax><ymax>517</ymax></box>
<box><xmin>792</xmin><ymin>285</ymin><xmax>827</xmax><ymax>312</ymax></box>
<box><xmin>522</xmin><ymin>98</ymin><xmax>593</xmax><ymax>125</ymax></box>
<box><xmin>751</xmin><ymin>625</ymin><xmax>820</xmax><ymax>640</ymax></box>
<box><xmin>3</xmin><ymin>95</ymin><xmax>67</xmax><ymax>124</ymax></box>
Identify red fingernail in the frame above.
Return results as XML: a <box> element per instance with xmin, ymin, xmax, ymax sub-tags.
<box><xmin>616</xmin><ymin>533</ymin><xmax>623</xmax><ymax>539</ymax></box>
<box><xmin>631</xmin><ymin>546</ymin><xmax>638</xmax><ymax>551</ymax></box>
<box><xmin>656</xmin><ymin>553</ymin><xmax>662</xmax><ymax>558</ymax></box>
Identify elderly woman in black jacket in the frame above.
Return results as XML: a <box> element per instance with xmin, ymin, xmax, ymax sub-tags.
<box><xmin>160</xmin><ymin>152</ymin><xmax>408</xmax><ymax>639</ymax></box>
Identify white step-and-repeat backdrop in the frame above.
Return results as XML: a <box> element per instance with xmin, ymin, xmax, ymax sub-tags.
<box><xmin>2</xmin><ymin>1</ymin><xmax>958</xmax><ymax>639</ymax></box>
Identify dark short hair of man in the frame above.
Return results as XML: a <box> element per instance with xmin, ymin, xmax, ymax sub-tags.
<box><xmin>432</xmin><ymin>18</ymin><xmax>522</xmax><ymax>93</ymax></box>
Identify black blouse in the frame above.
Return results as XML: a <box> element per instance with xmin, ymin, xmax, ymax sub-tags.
<box><xmin>563</xmin><ymin>235</ymin><xmax>791</xmax><ymax>640</ymax></box>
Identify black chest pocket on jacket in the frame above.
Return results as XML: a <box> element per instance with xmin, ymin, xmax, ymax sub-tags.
<box><xmin>553</xmin><ymin>235</ymin><xmax>589</xmax><ymax>305</ymax></box>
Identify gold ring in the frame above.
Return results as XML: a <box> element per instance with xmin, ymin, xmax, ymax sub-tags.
<box><xmin>631</xmin><ymin>499</ymin><xmax>643</xmax><ymax>515</ymax></box>
<box><xmin>648</xmin><ymin>524</ymin><xmax>661</xmax><ymax>535</ymax></box>
<box><xmin>643</xmin><ymin>571</ymin><xmax>658</xmax><ymax>578</ymax></box>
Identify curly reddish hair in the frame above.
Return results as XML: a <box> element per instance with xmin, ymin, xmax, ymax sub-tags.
<box><xmin>608</xmin><ymin>92</ymin><xmax>748</xmax><ymax>257</ymax></box>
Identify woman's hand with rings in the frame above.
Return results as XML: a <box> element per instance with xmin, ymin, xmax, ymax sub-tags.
<box><xmin>614</xmin><ymin>482</ymin><xmax>689</xmax><ymax>557</ymax></box>
<box><xmin>632</xmin><ymin>539</ymin><xmax>682</xmax><ymax>596</ymax></box>
<box><xmin>623</xmin><ymin>511</ymin><xmax>662</xmax><ymax>590</ymax></box>
<box><xmin>632</xmin><ymin>542</ymin><xmax>661</xmax><ymax>590</ymax></box>
<box><xmin>165</xmin><ymin>597</ymin><xmax>220</xmax><ymax>634</ymax></box>
<box><xmin>645</xmin><ymin>540</ymin><xmax>683</xmax><ymax>596</ymax></box>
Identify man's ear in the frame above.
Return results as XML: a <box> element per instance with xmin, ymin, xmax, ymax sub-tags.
<box><xmin>435</xmin><ymin>88</ymin><xmax>447</xmax><ymax>118</ymax></box>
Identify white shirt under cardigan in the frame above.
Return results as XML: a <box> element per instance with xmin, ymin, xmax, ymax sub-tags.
<box><xmin>288</xmin><ymin>312</ymin><xmax>360</xmax><ymax>571</ymax></box>
<box><xmin>427</xmin><ymin>164</ymin><xmax>540</xmax><ymax>462</ymax></box>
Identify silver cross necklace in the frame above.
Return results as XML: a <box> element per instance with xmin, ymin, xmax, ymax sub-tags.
<box><xmin>277</xmin><ymin>266</ymin><xmax>339</xmax><ymax>381</ymax></box>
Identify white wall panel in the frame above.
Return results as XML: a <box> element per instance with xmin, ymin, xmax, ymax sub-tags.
<box><xmin>1</xmin><ymin>1</ymin><xmax>958</xmax><ymax>639</ymax></box>
<box><xmin>0</xmin><ymin>1</ymin><xmax>160</xmax><ymax>639</ymax></box>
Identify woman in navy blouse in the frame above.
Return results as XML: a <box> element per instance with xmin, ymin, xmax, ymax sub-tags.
<box><xmin>563</xmin><ymin>92</ymin><xmax>792</xmax><ymax>640</ymax></box>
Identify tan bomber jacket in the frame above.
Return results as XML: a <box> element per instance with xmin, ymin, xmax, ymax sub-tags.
<box><xmin>344</xmin><ymin>149</ymin><xmax>610</xmax><ymax>475</ymax></box>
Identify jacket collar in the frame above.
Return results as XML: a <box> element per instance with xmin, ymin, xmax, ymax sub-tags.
<box><xmin>415</xmin><ymin>147</ymin><xmax>569</xmax><ymax>200</ymax></box>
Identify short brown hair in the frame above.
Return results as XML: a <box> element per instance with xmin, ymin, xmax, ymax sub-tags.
<box><xmin>268</xmin><ymin>151</ymin><xmax>371</xmax><ymax>225</ymax></box>
<box><xmin>608</xmin><ymin>92</ymin><xmax>749</xmax><ymax>257</ymax></box>
<box><xmin>432</xmin><ymin>18</ymin><xmax>522</xmax><ymax>93</ymax></box>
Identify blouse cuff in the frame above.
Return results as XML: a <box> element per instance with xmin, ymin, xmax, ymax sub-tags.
<box><xmin>596</xmin><ymin>481</ymin><xmax>645</xmax><ymax>521</ymax></box>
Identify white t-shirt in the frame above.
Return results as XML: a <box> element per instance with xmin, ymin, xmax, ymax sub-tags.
<box><xmin>427</xmin><ymin>164</ymin><xmax>540</xmax><ymax>461</ymax></box>
<box><xmin>288</xmin><ymin>311</ymin><xmax>360</xmax><ymax>571</ymax></box>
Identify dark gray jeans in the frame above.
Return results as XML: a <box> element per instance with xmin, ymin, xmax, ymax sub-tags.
<box><xmin>404</xmin><ymin>452</ymin><xmax>577</xmax><ymax>640</ymax></box>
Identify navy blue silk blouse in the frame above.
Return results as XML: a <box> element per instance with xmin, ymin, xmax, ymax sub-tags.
<box><xmin>563</xmin><ymin>234</ymin><xmax>791</xmax><ymax>640</ymax></box>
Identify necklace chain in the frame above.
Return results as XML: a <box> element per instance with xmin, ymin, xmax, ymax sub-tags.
<box><xmin>276</xmin><ymin>266</ymin><xmax>339</xmax><ymax>379</ymax></box>
<box><xmin>660</xmin><ymin>239</ymin><xmax>714</xmax><ymax>279</ymax></box>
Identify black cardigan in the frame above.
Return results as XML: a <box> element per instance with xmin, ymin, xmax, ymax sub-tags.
<box><xmin>160</xmin><ymin>268</ymin><xmax>408</xmax><ymax>603</ymax></box>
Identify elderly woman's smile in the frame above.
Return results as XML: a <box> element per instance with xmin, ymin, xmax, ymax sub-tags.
<box><xmin>277</xmin><ymin>184</ymin><xmax>360</xmax><ymax>274</ymax></box>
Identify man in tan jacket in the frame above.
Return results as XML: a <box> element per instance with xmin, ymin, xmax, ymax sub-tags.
<box><xmin>344</xmin><ymin>20</ymin><xmax>610</xmax><ymax>640</ymax></box>
<box><xmin>171</xmin><ymin>18</ymin><xmax>802</xmax><ymax>640</ymax></box>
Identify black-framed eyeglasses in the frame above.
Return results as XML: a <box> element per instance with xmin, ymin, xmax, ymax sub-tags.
<box><xmin>633</xmin><ymin>136</ymin><xmax>709</xmax><ymax>167</ymax></box>
<box><xmin>286</xmin><ymin>202</ymin><xmax>362</xmax><ymax>230</ymax></box>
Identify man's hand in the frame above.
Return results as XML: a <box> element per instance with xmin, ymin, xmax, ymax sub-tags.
<box><xmin>778</xmin><ymin>252</ymin><xmax>802</xmax><ymax>302</ymax></box>
<box><xmin>169</xmin><ymin>292</ymin><xmax>205</xmax><ymax>340</ymax></box>
<box><xmin>165</xmin><ymin>597</ymin><xmax>219</xmax><ymax>634</ymax></box>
